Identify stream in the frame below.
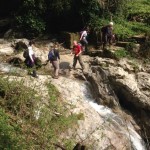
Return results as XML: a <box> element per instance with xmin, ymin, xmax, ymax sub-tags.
<box><xmin>0</xmin><ymin>63</ymin><xmax>147</xmax><ymax>150</ymax></box>
<box><xmin>51</xmin><ymin>76</ymin><xmax>146</xmax><ymax>150</ymax></box>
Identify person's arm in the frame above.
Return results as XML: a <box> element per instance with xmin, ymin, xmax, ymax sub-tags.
<box><xmin>28</xmin><ymin>47</ymin><xmax>34</xmax><ymax>62</ymax></box>
<box><xmin>57</xmin><ymin>50</ymin><xmax>60</xmax><ymax>60</ymax></box>
<box><xmin>80</xmin><ymin>31</ymin><xmax>85</xmax><ymax>41</ymax></box>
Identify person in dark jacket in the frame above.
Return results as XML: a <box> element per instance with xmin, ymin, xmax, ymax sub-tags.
<box><xmin>48</xmin><ymin>43</ymin><xmax>60</xmax><ymax>79</ymax></box>
<box><xmin>101</xmin><ymin>22</ymin><xmax>114</xmax><ymax>50</ymax></box>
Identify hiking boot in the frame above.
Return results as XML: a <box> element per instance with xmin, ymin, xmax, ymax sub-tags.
<box><xmin>32</xmin><ymin>74</ymin><xmax>39</xmax><ymax>78</ymax></box>
<box><xmin>34</xmin><ymin>75</ymin><xmax>39</xmax><ymax>78</ymax></box>
<box><xmin>53</xmin><ymin>76</ymin><xmax>59</xmax><ymax>79</ymax></box>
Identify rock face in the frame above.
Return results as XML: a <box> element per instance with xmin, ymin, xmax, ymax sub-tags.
<box><xmin>86</xmin><ymin>57</ymin><xmax>150</xmax><ymax>146</ymax></box>
<box><xmin>51</xmin><ymin>76</ymin><xmax>140</xmax><ymax>150</ymax></box>
<box><xmin>89</xmin><ymin>57</ymin><xmax>150</xmax><ymax>110</ymax></box>
<box><xmin>0</xmin><ymin>38</ymin><xmax>148</xmax><ymax>149</ymax></box>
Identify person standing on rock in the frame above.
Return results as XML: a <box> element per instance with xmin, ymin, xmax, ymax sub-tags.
<box><xmin>80</xmin><ymin>27</ymin><xmax>90</xmax><ymax>54</ymax></box>
<box><xmin>101</xmin><ymin>22</ymin><xmax>114</xmax><ymax>50</ymax></box>
<box><xmin>71</xmin><ymin>40</ymin><xmax>85</xmax><ymax>71</ymax></box>
<box><xmin>48</xmin><ymin>43</ymin><xmax>60</xmax><ymax>79</ymax></box>
<box><xmin>24</xmin><ymin>40</ymin><xmax>38</xmax><ymax>78</ymax></box>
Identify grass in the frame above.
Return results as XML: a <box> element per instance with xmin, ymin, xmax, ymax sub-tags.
<box><xmin>0</xmin><ymin>76</ymin><xmax>82</xmax><ymax>149</ymax></box>
<box><xmin>114</xmin><ymin>48</ymin><xmax>130</xmax><ymax>59</ymax></box>
<box><xmin>127</xmin><ymin>0</ymin><xmax>150</xmax><ymax>15</ymax></box>
<box><xmin>114</xmin><ymin>21</ymin><xmax>150</xmax><ymax>41</ymax></box>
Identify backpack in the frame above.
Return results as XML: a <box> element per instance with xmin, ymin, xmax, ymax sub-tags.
<box><xmin>48</xmin><ymin>49</ymin><xmax>55</xmax><ymax>61</ymax></box>
<box><xmin>78</xmin><ymin>43</ymin><xmax>84</xmax><ymax>52</ymax></box>
<box><xmin>23</xmin><ymin>49</ymin><xmax>29</xmax><ymax>58</ymax></box>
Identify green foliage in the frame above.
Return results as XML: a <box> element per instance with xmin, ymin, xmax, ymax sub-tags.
<box><xmin>103</xmin><ymin>0</ymin><xmax>129</xmax><ymax>17</ymax></box>
<box><xmin>0</xmin><ymin>78</ymin><xmax>38</xmax><ymax>118</ymax></box>
<box><xmin>47</xmin><ymin>0</ymin><xmax>71</xmax><ymax>15</ymax></box>
<box><xmin>8</xmin><ymin>0</ymin><xmax>150</xmax><ymax>38</ymax></box>
<box><xmin>63</xmin><ymin>139</ymin><xmax>75</xmax><ymax>150</ymax></box>
<box><xmin>126</xmin><ymin>42</ymin><xmax>137</xmax><ymax>51</ymax></box>
<box><xmin>15</xmin><ymin>0</ymin><xmax>46</xmax><ymax>37</ymax></box>
<box><xmin>88</xmin><ymin>15</ymin><xmax>108</xmax><ymax>32</ymax></box>
<box><xmin>114</xmin><ymin>20</ymin><xmax>150</xmax><ymax>41</ymax></box>
<box><xmin>0</xmin><ymin>77</ymin><xmax>80</xmax><ymax>149</ymax></box>
<box><xmin>114</xmin><ymin>48</ymin><xmax>129</xmax><ymax>59</ymax></box>
<box><xmin>0</xmin><ymin>108</ymin><xmax>25</xmax><ymax>150</ymax></box>
<box><xmin>127</xmin><ymin>0</ymin><xmax>150</xmax><ymax>24</ymax></box>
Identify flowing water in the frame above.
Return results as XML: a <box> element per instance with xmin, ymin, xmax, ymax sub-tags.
<box><xmin>52</xmin><ymin>77</ymin><xmax>146</xmax><ymax>150</ymax></box>
<box><xmin>0</xmin><ymin>63</ymin><xmax>146</xmax><ymax>150</ymax></box>
<box><xmin>0</xmin><ymin>63</ymin><xmax>27</xmax><ymax>76</ymax></box>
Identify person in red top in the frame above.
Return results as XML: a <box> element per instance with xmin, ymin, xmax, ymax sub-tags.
<box><xmin>71</xmin><ymin>40</ymin><xmax>85</xmax><ymax>70</ymax></box>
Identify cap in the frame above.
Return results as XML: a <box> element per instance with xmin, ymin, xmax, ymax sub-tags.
<box><xmin>109</xmin><ymin>22</ymin><xmax>114</xmax><ymax>26</ymax></box>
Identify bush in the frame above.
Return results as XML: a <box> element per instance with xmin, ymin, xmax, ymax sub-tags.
<box><xmin>114</xmin><ymin>48</ymin><xmax>129</xmax><ymax>59</ymax></box>
<box><xmin>0</xmin><ymin>77</ymin><xmax>81</xmax><ymax>149</ymax></box>
<box><xmin>0</xmin><ymin>108</ymin><xmax>25</xmax><ymax>149</ymax></box>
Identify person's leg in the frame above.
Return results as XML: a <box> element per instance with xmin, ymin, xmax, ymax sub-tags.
<box><xmin>78</xmin><ymin>55</ymin><xmax>85</xmax><ymax>70</ymax></box>
<box><xmin>32</xmin><ymin>70</ymin><xmax>37</xmax><ymax>77</ymax></box>
<box><xmin>102</xmin><ymin>34</ymin><xmax>107</xmax><ymax>50</ymax></box>
<box><xmin>73</xmin><ymin>55</ymin><xmax>77</xmax><ymax>69</ymax></box>
<box><xmin>82</xmin><ymin>39</ymin><xmax>88</xmax><ymax>54</ymax></box>
<box><xmin>32</xmin><ymin>64</ymin><xmax>38</xmax><ymax>78</ymax></box>
<box><xmin>108</xmin><ymin>35</ymin><xmax>112</xmax><ymax>46</ymax></box>
<box><xmin>51</xmin><ymin>61</ymin><xmax>57</xmax><ymax>77</ymax></box>
<box><xmin>53</xmin><ymin>61</ymin><xmax>59</xmax><ymax>77</ymax></box>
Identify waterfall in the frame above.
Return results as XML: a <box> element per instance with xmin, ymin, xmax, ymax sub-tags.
<box><xmin>0</xmin><ymin>63</ymin><xmax>27</xmax><ymax>76</ymax></box>
<box><xmin>52</xmin><ymin>77</ymin><xmax>146</xmax><ymax>150</ymax></box>
<box><xmin>0</xmin><ymin>62</ymin><xmax>146</xmax><ymax>149</ymax></box>
<box><xmin>81</xmin><ymin>82</ymin><xmax>146</xmax><ymax>150</ymax></box>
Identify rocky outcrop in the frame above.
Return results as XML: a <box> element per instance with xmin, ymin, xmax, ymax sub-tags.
<box><xmin>89</xmin><ymin>57</ymin><xmax>150</xmax><ymax>110</ymax></box>
<box><xmin>0</xmin><ymin>38</ymin><xmax>148</xmax><ymax>149</ymax></box>
<box><xmin>86</xmin><ymin>57</ymin><xmax>150</xmax><ymax>146</ymax></box>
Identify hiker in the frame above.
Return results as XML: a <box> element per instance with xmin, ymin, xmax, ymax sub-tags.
<box><xmin>24</xmin><ymin>40</ymin><xmax>38</xmax><ymax>78</ymax></box>
<box><xmin>101</xmin><ymin>22</ymin><xmax>114</xmax><ymax>50</ymax></box>
<box><xmin>80</xmin><ymin>27</ymin><xmax>90</xmax><ymax>54</ymax></box>
<box><xmin>48</xmin><ymin>43</ymin><xmax>60</xmax><ymax>79</ymax></box>
<box><xmin>71</xmin><ymin>40</ymin><xmax>85</xmax><ymax>70</ymax></box>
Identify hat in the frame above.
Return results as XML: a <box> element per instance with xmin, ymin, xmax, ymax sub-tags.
<box><xmin>109</xmin><ymin>22</ymin><xmax>113</xmax><ymax>26</ymax></box>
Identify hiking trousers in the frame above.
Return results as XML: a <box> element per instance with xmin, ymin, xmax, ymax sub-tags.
<box><xmin>80</xmin><ymin>39</ymin><xmax>88</xmax><ymax>54</ymax></box>
<box><xmin>102</xmin><ymin>34</ymin><xmax>113</xmax><ymax>49</ymax></box>
<box><xmin>51</xmin><ymin>60</ymin><xmax>59</xmax><ymax>77</ymax></box>
<box><xmin>73</xmin><ymin>54</ymin><xmax>84</xmax><ymax>69</ymax></box>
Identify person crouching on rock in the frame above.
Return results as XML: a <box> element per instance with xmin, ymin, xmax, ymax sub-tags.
<box><xmin>71</xmin><ymin>40</ymin><xmax>85</xmax><ymax>71</ymax></box>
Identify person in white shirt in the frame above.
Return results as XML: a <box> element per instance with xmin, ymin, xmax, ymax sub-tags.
<box><xmin>25</xmin><ymin>41</ymin><xmax>38</xmax><ymax>78</ymax></box>
<box><xmin>80</xmin><ymin>27</ymin><xmax>90</xmax><ymax>54</ymax></box>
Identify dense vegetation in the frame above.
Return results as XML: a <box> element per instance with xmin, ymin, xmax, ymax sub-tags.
<box><xmin>0</xmin><ymin>0</ymin><xmax>149</xmax><ymax>39</ymax></box>
<box><xmin>0</xmin><ymin>77</ymin><xmax>82</xmax><ymax>149</ymax></box>
<box><xmin>0</xmin><ymin>1</ymin><xmax>149</xmax><ymax>149</ymax></box>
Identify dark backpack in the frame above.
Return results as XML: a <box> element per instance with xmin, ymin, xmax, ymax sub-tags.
<box><xmin>48</xmin><ymin>49</ymin><xmax>55</xmax><ymax>61</ymax></box>
<box><xmin>23</xmin><ymin>49</ymin><xmax>29</xmax><ymax>58</ymax></box>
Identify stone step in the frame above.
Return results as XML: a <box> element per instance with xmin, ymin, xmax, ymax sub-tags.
<box><xmin>88</xmin><ymin>46</ymin><xmax>125</xmax><ymax>58</ymax></box>
<box><xmin>88</xmin><ymin>50</ymin><xmax>103</xmax><ymax>57</ymax></box>
<box><xmin>130</xmin><ymin>35</ymin><xmax>146</xmax><ymax>43</ymax></box>
<box><xmin>115</xmin><ymin>41</ymin><xmax>131</xmax><ymax>48</ymax></box>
